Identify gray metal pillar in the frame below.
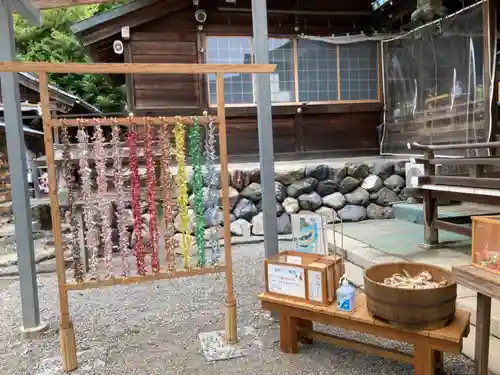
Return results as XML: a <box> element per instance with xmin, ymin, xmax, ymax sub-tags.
<box><xmin>0</xmin><ymin>0</ymin><xmax>46</xmax><ymax>336</ymax></box>
<box><xmin>252</xmin><ymin>0</ymin><xmax>278</xmax><ymax>258</ymax></box>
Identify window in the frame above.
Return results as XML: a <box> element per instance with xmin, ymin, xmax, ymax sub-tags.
<box><xmin>267</xmin><ymin>38</ymin><xmax>295</xmax><ymax>102</ymax></box>
<box><xmin>339</xmin><ymin>42</ymin><xmax>379</xmax><ymax>100</ymax></box>
<box><xmin>297</xmin><ymin>39</ymin><xmax>338</xmax><ymax>102</ymax></box>
<box><xmin>206</xmin><ymin>37</ymin><xmax>254</xmax><ymax>105</ymax></box>
<box><xmin>206</xmin><ymin>36</ymin><xmax>380</xmax><ymax>105</ymax></box>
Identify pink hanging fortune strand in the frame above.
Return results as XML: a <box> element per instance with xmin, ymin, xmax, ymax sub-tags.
<box><xmin>94</xmin><ymin>122</ymin><xmax>114</xmax><ymax>278</ymax></box>
<box><xmin>111</xmin><ymin>123</ymin><xmax>130</xmax><ymax>276</ymax></box>
<box><xmin>61</xmin><ymin>122</ymin><xmax>84</xmax><ymax>282</ymax></box>
<box><xmin>76</xmin><ymin>123</ymin><xmax>100</xmax><ymax>279</ymax></box>
<box><xmin>173</xmin><ymin>118</ymin><xmax>190</xmax><ymax>268</ymax></box>
<box><xmin>145</xmin><ymin>118</ymin><xmax>159</xmax><ymax>273</ymax></box>
<box><xmin>203</xmin><ymin>113</ymin><xmax>221</xmax><ymax>265</ymax></box>
<box><xmin>159</xmin><ymin>119</ymin><xmax>175</xmax><ymax>271</ymax></box>
<box><xmin>128</xmin><ymin>126</ymin><xmax>146</xmax><ymax>275</ymax></box>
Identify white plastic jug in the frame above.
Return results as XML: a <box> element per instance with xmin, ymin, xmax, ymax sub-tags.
<box><xmin>336</xmin><ymin>274</ymin><xmax>356</xmax><ymax>312</ymax></box>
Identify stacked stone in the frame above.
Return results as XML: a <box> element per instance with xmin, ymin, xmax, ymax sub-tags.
<box><xmin>116</xmin><ymin>160</ymin><xmax>409</xmax><ymax>254</ymax></box>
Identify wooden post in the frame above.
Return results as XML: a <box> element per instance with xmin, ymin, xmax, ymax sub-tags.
<box><xmin>216</xmin><ymin>72</ymin><xmax>237</xmax><ymax>344</ymax></box>
<box><xmin>423</xmin><ymin>150</ymin><xmax>438</xmax><ymax>247</ymax></box>
<box><xmin>39</xmin><ymin>72</ymin><xmax>77</xmax><ymax>371</ymax></box>
<box><xmin>123</xmin><ymin>32</ymin><xmax>135</xmax><ymax>114</ymax></box>
<box><xmin>475</xmin><ymin>293</ymin><xmax>491</xmax><ymax>375</ymax></box>
<box><xmin>482</xmin><ymin>0</ymin><xmax>495</xmax><ymax>145</ymax></box>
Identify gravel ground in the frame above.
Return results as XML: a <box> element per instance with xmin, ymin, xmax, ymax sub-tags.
<box><xmin>0</xmin><ymin>242</ymin><xmax>485</xmax><ymax>375</ymax></box>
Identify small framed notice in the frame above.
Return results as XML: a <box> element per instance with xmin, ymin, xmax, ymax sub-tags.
<box><xmin>307</xmin><ymin>270</ymin><xmax>323</xmax><ymax>302</ymax></box>
<box><xmin>267</xmin><ymin>264</ymin><xmax>305</xmax><ymax>299</ymax></box>
<box><xmin>291</xmin><ymin>213</ymin><xmax>327</xmax><ymax>255</ymax></box>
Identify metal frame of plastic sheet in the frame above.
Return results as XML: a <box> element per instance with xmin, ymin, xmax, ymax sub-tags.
<box><xmin>380</xmin><ymin>1</ymin><xmax>492</xmax><ymax>158</ymax></box>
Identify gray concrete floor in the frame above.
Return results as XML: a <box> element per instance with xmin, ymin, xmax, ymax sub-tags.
<box><xmin>0</xmin><ymin>241</ymin><xmax>483</xmax><ymax>375</ymax></box>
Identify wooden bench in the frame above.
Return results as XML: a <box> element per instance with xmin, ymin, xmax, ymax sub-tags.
<box><xmin>259</xmin><ymin>292</ymin><xmax>470</xmax><ymax>375</ymax></box>
<box><xmin>407</xmin><ymin>141</ymin><xmax>500</xmax><ymax>247</ymax></box>
<box><xmin>452</xmin><ymin>265</ymin><xmax>500</xmax><ymax>375</ymax></box>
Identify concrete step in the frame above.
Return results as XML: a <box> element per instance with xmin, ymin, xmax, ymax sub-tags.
<box><xmin>393</xmin><ymin>201</ymin><xmax>500</xmax><ymax>225</ymax></box>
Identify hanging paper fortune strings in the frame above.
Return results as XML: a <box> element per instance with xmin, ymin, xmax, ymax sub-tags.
<box><xmin>128</xmin><ymin>127</ymin><xmax>146</xmax><ymax>275</ymax></box>
<box><xmin>173</xmin><ymin>118</ymin><xmax>190</xmax><ymax>268</ymax></box>
<box><xmin>188</xmin><ymin>117</ymin><xmax>206</xmax><ymax>266</ymax></box>
<box><xmin>94</xmin><ymin>123</ymin><xmax>114</xmax><ymax>277</ymax></box>
<box><xmin>76</xmin><ymin>124</ymin><xmax>99</xmax><ymax>278</ymax></box>
<box><xmin>111</xmin><ymin>124</ymin><xmax>129</xmax><ymax>276</ymax></box>
<box><xmin>159</xmin><ymin>119</ymin><xmax>175</xmax><ymax>271</ymax></box>
<box><xmin>203</xmin><ymin>113</ymin><xmax>221</xmax><ymax>265</ymax></box>
<box><xmin>145</xmin><ymin>118</ymin><xmax>159</xmax><ymax>273</ymax></box>
<box><xmin>61</xmin><ymin>122</ymin><xmax>83</xmax><ymax>282</ymax></box>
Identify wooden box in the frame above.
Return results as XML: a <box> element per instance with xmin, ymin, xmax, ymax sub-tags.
<box><xmin>264</xmin><ymin>250</ymin><xmax>345</xmax><ymax>306</ymax></box>
<box><xmin>472</xmin><ymin>215</ymin><xmax>500</xmax><ymax>274</ymax></box>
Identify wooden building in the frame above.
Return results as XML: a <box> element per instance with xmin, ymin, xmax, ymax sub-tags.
<box><xmin>69</xmin><ymin>0</ymin><xmax>415</xmax><ymax>159</ymax></box>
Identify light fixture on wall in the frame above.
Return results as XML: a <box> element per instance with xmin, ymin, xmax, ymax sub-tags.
<box><xmin>294</xmin><ymin>24</ymin><xmax>300</xmax><ymax>32</ymax></box>
<box><xmin>195</xmin><ymin>9</ymin><xmax>207</xmax><ymax>23</ymax></box>
<box><xmin>113</xmin><ymin>40</ymin><xmax>124</xmax><ymax>55</ymax></box>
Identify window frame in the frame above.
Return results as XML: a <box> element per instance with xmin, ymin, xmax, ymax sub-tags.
<box><xmin>205</xmin><ymin>34</ymin><xmax>381</xmax><ymax>107</ymax></box>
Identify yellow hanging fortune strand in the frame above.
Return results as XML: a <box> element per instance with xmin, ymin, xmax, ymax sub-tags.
<box><xmin>173</xmin><ymin>118</ymin><xmax>190</xmax><ymax>268</ymax></box>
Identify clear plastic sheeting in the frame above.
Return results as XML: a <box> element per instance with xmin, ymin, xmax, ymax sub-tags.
<box><xmin>380</xmin><ymin>3</ymin><xmax>487</xmax><ymax>157</ymax></box>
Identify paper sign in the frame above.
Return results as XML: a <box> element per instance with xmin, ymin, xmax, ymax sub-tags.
<box><xmin>286</xmin><ymin>255</ymin><xmax>302</xmax><ymax>265</ymax></box>
<box><xmin>267</xmin><ymin>264</ymin><xmax>305</xmax><ymax>299</ymax></box>
<box><xmin>307</xmin><ymin>270</ymin><xmax>322</xmax><ymax>302</ymax></box>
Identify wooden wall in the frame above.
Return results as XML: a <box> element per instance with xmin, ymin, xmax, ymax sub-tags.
<box><xmin>128</xmin><ymin>7</ymin><xmax>382</xmax><ymax>157</ymax></box>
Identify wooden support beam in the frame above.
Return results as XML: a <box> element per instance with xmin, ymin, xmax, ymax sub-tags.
<box><xmin>0</xmin><ymin>61</ymin><xmax>276</xmax><ymax>74</ymax></box>
<box><xmin>52</xmin><ymin>116</ymin><xmax>219</xmax><ymax>128</ymax></box>
<box><xmin>33</xmin><ymin>0</ymin><xmax>112</xmax><ymax>9</ymax></box>
<box><xmin>418</xmin><ymin>176</ymin><xmax>500</xmax><ymax>190</ymax></box>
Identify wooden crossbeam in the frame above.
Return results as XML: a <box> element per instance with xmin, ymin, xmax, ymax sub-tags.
<box><xmin>418</xmin><ymin>176</ymin><xmax>500</xmax><ymax>190</ymax></box>
<box><xmin>33</xmin><ymin>0</ymin><xmax>112</xmax><ymax>9</ymax></box>
<box><xmin>415</xmin><ymin>157</ymin><xmax>500</xmax><ymax>166</ymax></box>
<box><xmin>65</xmin><ymin>265</ymin><xmax>226</xmax><ymax>291</ymax></box>
<box><xmin>0</xmin><ymin>61</ymin><xmax>276</xmax><ymax>74</ymax></box>
<box><xmin>53</xmin><ymin>116</ymin><xmax>218</xmax><ymax>128</ymax></box>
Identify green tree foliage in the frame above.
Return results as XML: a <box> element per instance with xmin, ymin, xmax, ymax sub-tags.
<box><xmin>14</xmin><ymin>4</ymin><xmax>126</xmax><ymax>112</ymax></box>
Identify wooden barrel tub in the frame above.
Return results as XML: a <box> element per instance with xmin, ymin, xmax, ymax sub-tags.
<box><xmin>364</xmin><ymin>262</ymin><xmax>457</xmax><ymax>330</ymax></box>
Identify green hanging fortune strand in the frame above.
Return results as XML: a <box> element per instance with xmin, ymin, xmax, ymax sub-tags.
<box><xmin>188</xmin><ymin>117</ymin><xmax>206</xmax><ymax>266</ymax></box>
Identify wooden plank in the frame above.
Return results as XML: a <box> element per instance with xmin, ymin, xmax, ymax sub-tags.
<box><xmin>0</xmin><ymin>62</ymin><xmax>276</xmax><ymax>74</ymax></box>
<box><xmin>475</xmin><ymin>293</ymin><xmax>491</xmax><ymax>375</ymax></box>
<box><xmin>434</xmin><ymin>220</ymin><xmax>472</xmax><ymax>237</ymax></box>
<box><xmin>299</xmin><ymin>329</ymin><xmax>414</xmax><ymax>364</ymax></box>
<box><xmin>52</xmin><ymin>116</ymin><xmax>219</xmax><ymax>128</ymax></box>
<box><xmin>131</xmin><ymin>32</ymin><xmax>197</xmax><ymax>42</ymax></box>
<box><xmin>414</xmin><ymin>157</ymin><xmax>500</xmax><ymax>166</ymax></box>
<box><xmin>419</xmin><ymin>176</ymin><xmax>500</xmax><ymax>190</ymax></box>
<box><xmin>32</xmin><ymin>0</ymin><xmax>110</xmax><ymax>9</ymax></box>
<box><xmin>131</xmin><ymin>41</ymin><xmax>196</xmax><ymax>56</ymax></box>
<box><xmin>258</xmin><ymin>292</ymin><xmax>468</xmax><ymax>352</ymax></box>
<box><xmin>132</xmin><ymin>54</ymin><xmax>197</xmax><ymax>64</ymax></box>
<box><xmin>452</xmin><ymin>265</ymin><xmax>500</xmax><ymax>300</ymax></box>
<box><xmin>66</xmin><ymin>265</ymin><xmax>226</xmax><ymax>291</ymax></box>
<box><xmin>427</xmin><ymin>309</ymin><xmax>470</xmax><ymax>343</ymax></box>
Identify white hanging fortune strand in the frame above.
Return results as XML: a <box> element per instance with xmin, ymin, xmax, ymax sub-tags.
<box><xmin>94</xmin><ymin>123</ymin><xmax>114</xmax><ymax>277</ymax></box>
<box><xmin>203</xmin><ymin>113</ymin><xmax>221</xmax><ymax>264</ymax></box>
<box><xmin>112</xmin><ymin>124</ymin><xmax>130</xmax><ymax>276</ymax></box>
<box><xmin>77</xmin><ymin>124</ymin><xmax>100</xmax><ymax>279</ymax></box>
<box><xmin>61</xmin><ymin>122</ymin><xmax>84</xmax><ymax>282</ymax></box>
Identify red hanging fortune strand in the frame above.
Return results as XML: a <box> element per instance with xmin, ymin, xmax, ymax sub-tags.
<box><xmin>145</xmin><ymin>117</ymin><xmax>159</xmax><ymax>273</ymax></box>
<box><xmin>127</xmin><ymin>128</ymin><xmax>146</xmax><ymax>275</ymax></box>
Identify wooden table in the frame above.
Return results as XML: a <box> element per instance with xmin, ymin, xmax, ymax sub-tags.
<box><xmin>452</xmin><ymin>265</ymin><xmax>500</xmax><ymax>375</ymax></box>
<box><xmin>259</xmin><ymin>292</ymin><xmax>470</xmax><ymax>375</ymax></box>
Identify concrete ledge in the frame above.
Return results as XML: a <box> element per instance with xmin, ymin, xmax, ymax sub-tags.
<box><xmin>20</xmin><ymin>321</ymin><xmax>49</xmax><ymax>339</ymax></box>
